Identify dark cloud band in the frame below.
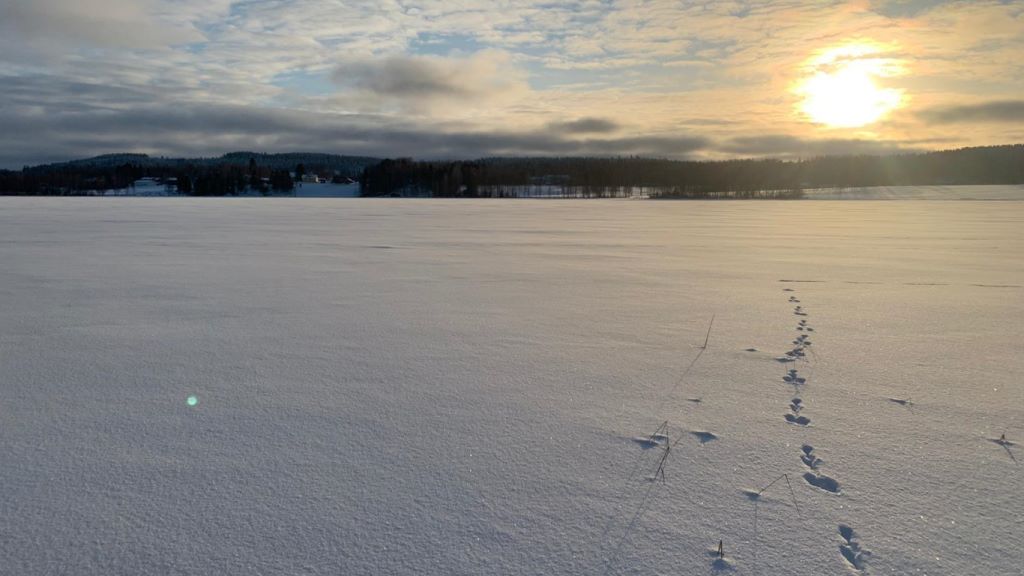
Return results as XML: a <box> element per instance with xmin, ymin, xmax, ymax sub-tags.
<box><xmin>918</xmin><ymin>100</ymin><xmax>1024</xmax><ymax>124</ymax></box>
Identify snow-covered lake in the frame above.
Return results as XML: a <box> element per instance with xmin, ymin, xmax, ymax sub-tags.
<box><xmin>1</xmin><ymin>198</ymin><xmax>1021</xmax><ymax>575</ymax></box>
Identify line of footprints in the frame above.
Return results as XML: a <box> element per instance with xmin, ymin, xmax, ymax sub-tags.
<box><xmin>780</xmin><ymin>289</ymin><xmax>871</xmax><ymax>572</ymax></box>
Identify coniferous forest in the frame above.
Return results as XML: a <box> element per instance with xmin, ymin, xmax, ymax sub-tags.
<box><xmin>1</xmin><ymin>145</ymin><xmax>1022</xmax><ymax>197</ymax></box>
<box><xmin>359</xmin><ymin>145</ymin><xmax>1024</xmax><ymax>198</ymax></box>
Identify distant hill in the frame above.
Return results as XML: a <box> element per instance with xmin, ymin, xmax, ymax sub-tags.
<box><xmin>29</xmin><ymin>152</ymin><xmax>381</xmax><ymax>177</ymax></box>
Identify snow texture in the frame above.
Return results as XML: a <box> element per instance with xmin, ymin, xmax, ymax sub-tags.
<box><xmin>1</xmin><ymin>197</ymin><xmax>1021</xmax><ymax>575</ymax></box>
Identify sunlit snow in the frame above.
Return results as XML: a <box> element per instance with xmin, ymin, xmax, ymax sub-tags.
<box><xmin>1</xmin><ymin>197</ymin><xmax>1021</xmax><ymax>575</ymax></box>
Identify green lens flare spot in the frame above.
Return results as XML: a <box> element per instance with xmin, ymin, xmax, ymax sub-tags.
<box><xmin>187</xmin><ymin>395</ymin><xmax>199</xmax><ymax>407</ymax></box>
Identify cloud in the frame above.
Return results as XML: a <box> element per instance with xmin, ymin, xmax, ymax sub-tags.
<box><xmin>918</xmin><ymin>100</ymin><xmax>1024</xmax><ymax>124</ymax></box>
<box><xmin>331</xmin><ymin>51</ymin><xmax>529</xmax><ymax>110</ymax></box>
<box><xmin>0</xmin><ymin>0</ymin><xmax>203</xmax><ymax>56</ymax></box>
<box><xmin>0</xmin><ymin>109</ymin><xmax>709</xmax><ymax>168</ymax></box>
<box><xmin>546</xmin><ymin>117</ymin><xmax>620</xmax><ymax>134</ymax></box>
<box><xmin>2</xmin><ymin>1</ymin><xmax>1024</xmax><ymax>166</ymax></box>
<box><xmin>0</xmin><ymin>75</ymin><xmax>712</xmax><ymax>167</ymax></box>
<box><xmin>722</xmin><ymin>135</ymin><xmax>921</xmax><ymax>157</ymax></box>
<box><xmin>870</xmin><ymin>1</ymin><xmax>954</xmax><ymax>19</ymax></box>
<box><xmin>581</xmin><ymin>135</ymin><xmax>711</xmax><ymax>156</ymax></box>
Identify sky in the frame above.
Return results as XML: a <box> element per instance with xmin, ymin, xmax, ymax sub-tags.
<box><xmin>1</xmin><ymin>0</ymin><xmax>1023</xmax><ymax>167</ymax></box>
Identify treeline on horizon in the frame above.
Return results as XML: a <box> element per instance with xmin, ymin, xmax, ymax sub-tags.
<box><xmin>0</xmin><ymin>154</ymin><xmax>363</xmax><ymax>196</ymax></box>
<box><xmin>20</xmin><ymin>151</ymin><xmax>377</xmax><ymax>174</ymax></box>
<box><xmin>360</xmin><ymin>144</ymin><xmax>1024</xmax><ymax>198</ymax></box>
<box><xmin>1</xmin><ymin>144</ymin><xmax>1022</xmax><ymax>197</ymax></box>
<box><xmin>0</xmin><ymin>160</ymin><xmax>297</xmax><ymax>196</ymax></box>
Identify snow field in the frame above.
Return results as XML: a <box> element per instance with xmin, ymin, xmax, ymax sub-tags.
<box><xmin>0</xmin><ymin>198</ymin><xmax>1021</xmax><ymax>575</ymax></box>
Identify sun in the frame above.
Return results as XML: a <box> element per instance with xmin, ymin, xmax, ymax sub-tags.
<box><xmin>794</xmin><ymin>44</ymin><xmax>905</xmax><ymax>128</ymax></box>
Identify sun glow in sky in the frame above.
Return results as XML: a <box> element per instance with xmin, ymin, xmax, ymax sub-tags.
<box><xmin>795</xmin><ymin>44</ymin><xmax>906</xmax><ymax>128</ymax></box>
<box><xmin>1</xmin><ymin>1</ymin><xmax>1023</xmax><ymax>166</ymax></box>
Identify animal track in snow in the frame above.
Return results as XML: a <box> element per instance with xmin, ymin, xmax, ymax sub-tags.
<box><xmin>887</xmin><ymin>398</ymin><xmax>913</xmax><ymax>408</ymax></box>
<box><xmin>690</xmin><ymin>430</ymin><xmax>719</xmax><ymax>444</ymax></box>
<box><xmin>793</xmin><ymin>334</ymin><xmax>811</xmax><ymax>346</ymax></box>
<box><xmin>838</xmin><ymin>525</ymin><xmax>871</xmax><ymax>572</ymax></box>
<box><xmin>800</xmin><ymin>445</ymin><xmax>823</xmax><ymax>470</ymax></box>
<box><xmin>783</xmin><ymin>369</ymin><xmax>807</xmax><ymax>385</ymax></box>
<box><xmin>797</xmin><ymin>319</ymin><xmax>816</xmax><ymax>333</ymax></box>
<box><xmin>785</xmin><ymin>413</ymin><xmax>811</xmax><ymax>426</ymax></box>
<box><xmin>741</xmin><ymin>488</ymin><xmax>764</xmax><ymax>501</ymax></box>
<box><xmin>800</xmin><ymin>445</ymin><xmax>838</xmax><ymax>491</ymax></box>
<box><xmin>785</xmin><ymin>398</ymin><xmax>810</xmax><ymax>425</ymax></box>
<box><xmin>803</xmin><ymin>471</ymin><xmax>841</xmax><ymax>494</ymax></box>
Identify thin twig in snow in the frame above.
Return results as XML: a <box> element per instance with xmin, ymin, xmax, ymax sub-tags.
<box><xmin>757</xmin><ymin>473</ymin><xmax>801</xmax><ymax>515</ymax></box>
<box><xmin>702</xmin><ymin>314</ymin><xmax>716</xmax><ymax>350</ymax></box>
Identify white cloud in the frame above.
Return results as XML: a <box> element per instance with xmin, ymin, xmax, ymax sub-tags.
<box><xmin>0</xmin><ymin>0</ymin><xmax>204</xmax><ymax>54</ymax></box>
<box><xmin>2</xmin><ymin>0</ymin><xmax>1024</xmax><ymax>166</ymax></box>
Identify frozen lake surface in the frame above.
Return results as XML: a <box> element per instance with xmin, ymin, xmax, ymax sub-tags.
<box><xmin>802</xmin><ymin>184</ymin><xmax>1024</xmax><ymax>200</ymax></box>
<box><xmin>1</xmin><ymin>198</ymin><xmax>1021</xmax><ymax>575</ymax></box>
